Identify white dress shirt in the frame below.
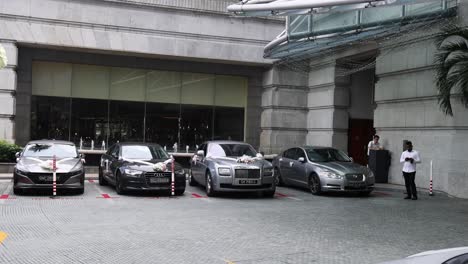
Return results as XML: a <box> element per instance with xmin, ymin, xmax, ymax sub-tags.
<box><xmin>367</xmin><ymin>141</ymin><xmax>381</xmax><ymax>156</ymax></box>
<box><xmin>400</xmin><ymin>150</ymin><xmax>421</xmax><ymax>173</ymax></box>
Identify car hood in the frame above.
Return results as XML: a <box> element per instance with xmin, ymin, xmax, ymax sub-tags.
<box><xmin>313</xmin><ymin>161</ymin><xmax>368</xmax><ymax>175</ymax></box>
<box><xmin>17</xmin><ymin>157</ymin><xmax>82</xmax><ymax>173</ymax></box>
<box><xmin>208</xmin><ymin>156</ymin><xmax>272</xmax><ymax>168</ymax></box>
<box><xmin>379</xmin><ymin>247</ymin><xmax>468</xmax><ymax>264</ymax></box>
<box><xmin>123</xmin><ymin>159</ymin><xmax>184</xmax><ymax>172</ymax></box>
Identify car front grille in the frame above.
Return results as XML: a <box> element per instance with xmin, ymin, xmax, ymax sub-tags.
<box><xmin>234</xmin><ymin>169</ymin><xmax>261</xmax><ymax>179</ymax></box>
<box><xmin>145</xmin><ymin>172</ymin><xmax>171</xmax><ymax>186</ymax></box>
<box><xmin>345</xmin><ymin>174</ymin><xmax>364</xmax><ymax>181</ymax></box>
<box><xmin>25</xmin><ymin>172</ymin><xmax>79</xmax><ymax>184</ymax></box>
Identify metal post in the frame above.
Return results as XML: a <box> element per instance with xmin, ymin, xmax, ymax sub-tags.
<box><xmin>52</xmin><ymin>156</ymin><xmax>57</xmax><ymax>197</ymax></box>
<box><xmin>429</xmin><ymin>160</ymin><xmax>434</xmax><ymax>196</ymax></box>
<box><xmin>171</xmin><ymin>155</ymin><xmax>175</xmax><ymax>196</ymax></box>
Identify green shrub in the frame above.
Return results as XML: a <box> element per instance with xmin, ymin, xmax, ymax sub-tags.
<box><xmin>0</xmin><ymin>140</ymin><xmax>22</xmax><ymax>162</ymax></box>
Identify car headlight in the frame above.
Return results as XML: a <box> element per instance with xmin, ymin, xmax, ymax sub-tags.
<box><xmin>318</xmin><ymin>170</ymin><xmax>343</xmax><ymax>179</ymax></box>
<box><xmin>124</xmin><ymin>168</ymin><xmax>143</xmax><ymax>177</ymax></box>
<box><xmin>263</xmin><ymin>168</ymin><xmax>273</xmax><ymax>176</ymax></box>
<box><xmin>15</xmin><ymin>167</ymin><xmax>28</xmax><ymax>175</ymax></box>
<box><xmin>367</xmin><ymin>170</ymin><xmax>374</xmax><ymax>178</ymax></box>
<box><xmin>218</xmin><ymin>167</ymin><xmax>231</xmax><ymax>176</ymax></box>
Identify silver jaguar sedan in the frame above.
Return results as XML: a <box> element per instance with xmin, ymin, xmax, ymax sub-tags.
<box><xmin>272</xmin><ymin>146</ymin><xmax>375</xmax><ymax>196</ymax></box>
<box><xmin>189</xmin><ymin>141</ymin><xmax>276</xmax><ymax>197</ymax></box>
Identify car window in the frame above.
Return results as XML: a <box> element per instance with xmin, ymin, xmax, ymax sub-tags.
<box><xmin>296</xmin><ymin>148</ymin><xmax>306</xmax><ymax>159</ymax></box>
<box><xmin>111</xmin><ymin>145</ymin><xmax>119</xmax><ymax>158</ymax></box>
<box><xmin>283</xmin><ymin>148</ymin><xmax>295</xmax><ymax>159</ymax></box>
<box><xmin>22</xmin><ymin>143</ymin><xmax>78</xmax><ymax>158</ymax></box>
<box><xmin>121</xmin><ymin>145</ymin><xmax>169</xmax><ymax>160</ymax></box>
<box><xmin>443</xmin><ymin>253</ymin><xmax>468</xmax><ymax>264</ymax></box>
<box><xmin>106</xmin><ymin>145</ymin><xmax>115</xmax><ymax>155</ymax></box>
<box><xmin>306</xmin><ymin>148</ymin><xmax>351</xmax><ymax>162</ymax></box>
<box><xmin>208</xmin><ymin>143</ymin><xmax>256</xmax><ymax>157</ymax></box>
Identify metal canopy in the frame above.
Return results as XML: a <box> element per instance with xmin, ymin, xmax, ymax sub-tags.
<box><xmin>227</xmin><ymin>0</ymin><xmax>458</xmax><ymax>59</ymax></box>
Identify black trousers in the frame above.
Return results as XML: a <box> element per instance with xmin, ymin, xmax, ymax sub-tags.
<box><xmin>403</xmin><ymin>171</ymin><xmax>417</xmax><ymax>198</ymax></box>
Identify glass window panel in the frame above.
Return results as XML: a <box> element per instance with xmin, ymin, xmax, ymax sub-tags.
<box><xmin>146</xmin><ymin>71</ymin><xmax>181</xmax><ymax>104</ymax></box>
<box><xmin>405</xmin><ymin>1</ymin><xmax>443</xmax><ymax>16</ymax></box>
<box><xmin>108</xmin><ymin>100</ymin><xmax>144</xmax><ymax>145</ymax></box>
<box><xmin>32</xmin><ymin>61</ymin><xmax>72</xmax><ymax>97</ymax></box>
<box><xmin>181</xmin><ymin>73</ymin><xmax>215</xmax><ymax>106</ymax></box>
<box><xmin>288</xmin><ymin>15</ymin><xmax>310</xmax><ymax>36</ymax></box>
<box><xmin>110</xmin><ymin>67</ymin><xmax>146</xmax><ymax>102</ymax></box>
<box><xmin>72</xmin><ymin>64</ymin><xmax>110</xmax><ymax>99</ymax></box>
<box><xmin>145</xmin><ymin>102</ymin><xmax>180</xmax><ymax>149</ymax></box>
<box><xmin>312</xmin><ymin>11</ymin><xmax>359</xmax><ymax>33</ymax></box>
<box><xmin>215</xmin><ymin>75</ymin><xmax>247</xmax><ymax>108</ymax></box>
<box><xmin>30</xmin><ymin>96</ymin><xmax>70</xmax><ymax>141</ymax></box>
<box><xmin>361</xmin><ymin>6</ymin><xmax>403</xmax><ymax>25</ymax></box>
<box><xmin>70</xmin><ymin>98</ymin><xmax>109</xmax><ymax>150</ymax></box>
<box><xmin>214</xmin><ymin>107</ymin><xmax>244</xmax><ymax>141</ymax></box>
<box><xmin>180</xmin><ymin>105</ymin><xmax>213</xmax><ymax>151</ymax></box>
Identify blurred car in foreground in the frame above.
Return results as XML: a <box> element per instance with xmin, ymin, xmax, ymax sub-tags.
<box><xmin>272</xmin><ymin>146</ymin><xmax>375</xmax><ymax>195</ymax></box>
<box><xmin>14</xmin><ymin>140</ymin><xmax>85</xmax><ymax>195</ymax></box>
<box><xmin>379</xmin><ymin>247</ymin><xmax>468</xmax><ymax>264</ymax></box>
<box><xmin>99</xmin><ymin>142</ymin><xmax>185</xmax><ymax>195</ymax></box>
<box><xmin>189</xmin><ymin>141</ymin><xmax>275</xmax><ymax>197</ymax></box>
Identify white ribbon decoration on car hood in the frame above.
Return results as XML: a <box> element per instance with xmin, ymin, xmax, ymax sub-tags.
<box><xmin>122</xmin><ymin>158</ymin><xmax>173</xmax><ymax>172</ymax></box>
<box><xmin>25</xmin><ymin>157</ymin><xmax>76</xmax><ymax>171</ymax></box>
<box><xmin>211</xmin><ymin>155</ymin><xmax>263</xmax><ymax>164</ymax></box>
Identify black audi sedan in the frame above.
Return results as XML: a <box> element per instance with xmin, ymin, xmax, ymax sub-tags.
<box><xmin>99</xmin><ymin>143</ymin><xmax>186</xmax><ymax>195</ymax></box>
<box><xmin>14</xmin><ymin>140</ymin><xmax>85</xmax><ymax>195</ymax></box>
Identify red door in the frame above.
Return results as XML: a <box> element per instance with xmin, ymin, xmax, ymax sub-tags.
<box><xmin>348</xmin><ymin>119</ymin><xmax>374</xmax><ymax>166</ymax></box>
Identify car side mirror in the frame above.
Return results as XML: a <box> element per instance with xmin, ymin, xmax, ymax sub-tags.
<box><xmin>80</xmin><ymin>153</ymin><xmax>86</xmax><ymax>164</ymax></box>
<box><xmin>15</xmin><ymin>152</ymin><xmax>21</xmax><ymax>158</ymax></box>
<box><xmin>196</xmin><ymin>150</ymin><xmax>205</xmax><ymax>157</ymax></box>
<box><xmin>298</xmin><ymin>157</ymin><xmax>306</xmax><ymax>163</ymax></box>
<box><xmin>349</xmin><ymin>157</ymin><xmax>354</xmax><ymax>162</ymax></box>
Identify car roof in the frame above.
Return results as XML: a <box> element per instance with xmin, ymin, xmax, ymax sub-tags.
<box><xmin>26</xmin><ymin>140</ymin><xmax>75</xmax><ymax>145</ymax></box>
<box><xmin>302</xmin><ymin>146</ymin><xmax>337</xmax><ymax>150</ymax></box>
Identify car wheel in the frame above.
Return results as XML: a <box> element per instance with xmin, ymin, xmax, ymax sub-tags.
<box><xmin>98</xmin><ymin>167</ymin><xmax>107</xmax><ymax>186</ymax></box>
<box><xmin>359</xmin><ymin>190</ymin><xmax>372</xmax><ymax>197</ymax></box>
<box><xmin>115</xmin><ymin>172</ymin><xmax>125</xmax><ymax>195</ymax></box>
<box><xmin>274</xmin><ymin>167</ymin><xmax>284</xmax><ymax>186</ymax></box>
<box><xmin>13</xmin><ymin>188</ymin><xmax>22</xmax><ymax>195</ymax></box>
<box><xmin>205</xmin><ymin>171</ymin><xmax>216</xmax><ymax>197</ymax></box>
<box><xmin>175</xmin><ymin>188</ymin><xmax>185</xmax><ymax>196</ymax></box>
<box><xmin>309</xmin><ymin>174</ymin><xmax>322</xmax><ymax>195</ymax></box>
<box><xmin>188</xmin><ymin>169</ymin><xmax>198</xmax><ymax>186</ymax></box>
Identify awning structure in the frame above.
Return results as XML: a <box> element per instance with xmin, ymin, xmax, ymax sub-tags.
<box><xmin>227</xmin><ymin>0</ymin><xmax>459</xmax><ymax>60</ymax></box>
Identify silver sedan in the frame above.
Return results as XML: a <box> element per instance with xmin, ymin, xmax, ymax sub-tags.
<box><xmin>189</xmin><ymin>141</ymin><xmax>276</xmax><ymax>197</ymax></box>
<box><xmin>272</xmin><ymin>146</ymin><xmax>375</xmax><ymax>195</ymax></box>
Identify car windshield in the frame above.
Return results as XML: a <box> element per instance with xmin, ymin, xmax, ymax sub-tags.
<box><xmin>209</xmin><ymin>143</ymin><xmax>257</xmax><ymax>157</ymax></box>
<box><xmin>22</xmin><ymin>143</ymin><xmax>78</xmax><ymax>158</ymax></box>
<box><xmin>306</xmin><ymin>148</ymin><xmax>351</xmax><ymax>162</ymax></box>
<box><xmin>121</xmin><ymin>145</ymin><xmax>169</xmax><ymax>160</ymax></box>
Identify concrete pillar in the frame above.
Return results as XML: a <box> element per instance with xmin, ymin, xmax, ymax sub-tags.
<box><xmin>307</xmin><ymin>62</ymin><xmax>349</xmax><ymax>151</ymax></box>
<box><xmin>259</xmin><ymin>66</ymin><xmax>309</xmax><ymax>154</ymax></box>
<box><xmin>0</xmin><ymin>40</ymin><xmax>17</xmax><ymax>143</ymax></box>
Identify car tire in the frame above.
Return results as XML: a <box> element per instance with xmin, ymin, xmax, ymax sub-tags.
<box><xmin>188</xmin><ymin>169</ymin><xmax>198</xmax><ymax>186</ymax></box>
<box><xmin>175</xmin><ymin>188</ymin><xmax>185</xmax><ymax>196</ymax></box>
<box><xmin>13</xmin><ymin>188</ymin><xmax>22</xmax><ymax>195</ymax></box>
<box><xmin>274</xmin><ymin>167</ymin><xmax>284</xmax><ymax>186</ymax></box>
<box><xmin>263</xmin><ymin>190</ymin><xmax>275</xmax><ymax>198</ymax></box>
<box><xmin>309</xmin><ymin>174</ymin><xmax>322</xmax><ymax>195</ymax></box>
<box><xmin>98</xmin><ymin>167</ymin><xmax>108</xmax><ymax>186</ymax></box>
<box><xmin>205</xmin><ymin>171</ymin><xmax>216</xmax><ymax>197</ymax></box>
<box><xmin>359</xmin><ymin>190</ymin><xmax>372</xmax><ymax>197</ymax></box>
<box><xmin>76</xmin><ymin>188</ymin><xmax>84</xmax><ymax>195</ymax></box>
<box><xmin>115</xmin><ymin>172</ymin><xmax>125</xmax><ymax>195</ymax></box>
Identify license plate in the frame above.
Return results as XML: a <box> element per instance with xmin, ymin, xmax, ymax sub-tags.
<box><xmin>38</xmin><ymin>176</ymin><xmax>52</xmax><ymax>181</ymax></box>
<box><xmin>149</xmin><ymin>177</ymin><xmax>169</xmax><ymax>184</ymax></box>
<box><xmin>239</xmin><ymin>180</ymin><xmax>258</xmax><ymax>184</ymax></box>
<box><xmin>348</xmin><ymin>182</ymin><xmax>365</xmax><ymax>187</ymax></box>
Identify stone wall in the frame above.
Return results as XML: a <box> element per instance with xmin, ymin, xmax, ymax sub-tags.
<box><xmin>375</xmin><ymin>25</ymin><xmax>468</xmax><ymax>198</ymax></box>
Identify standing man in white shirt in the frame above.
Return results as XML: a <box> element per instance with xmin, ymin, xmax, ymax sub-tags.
<box><xmin>400</xmin><ymin>141</ymin><xmax>421</xmax><ymax>200</ymax></box>
<box><xmin>367</xmin><ymin>135</ymin><xmax>383</xmax><ymax>156</ymax></box>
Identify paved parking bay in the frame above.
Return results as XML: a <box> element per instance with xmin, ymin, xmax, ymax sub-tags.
<box><xmin>0</xmin><ymin>179</ymin><xmax>467</xmax><ymax>264</ymax></box>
